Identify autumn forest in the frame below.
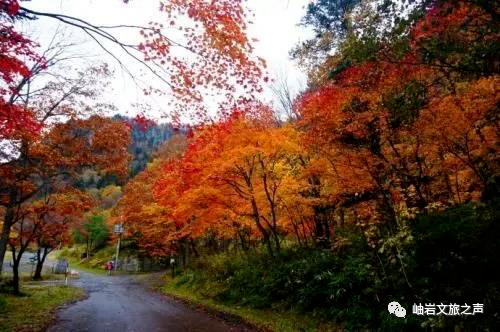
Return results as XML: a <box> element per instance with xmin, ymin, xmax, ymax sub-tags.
<box><xmin>1</xmin><ymin>0</ymin><xmax>499</xmax><ymax>331</ymax></box>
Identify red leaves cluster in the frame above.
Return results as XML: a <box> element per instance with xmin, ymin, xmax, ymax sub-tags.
<box><xmin>0</xmin><ymin>26</ymin><xmax>32</xmax><ymax>84</ymax></box>
<box><xmin>0</xmin><ymin>0</ymin><xmax>19</xmax><ymax>17</ymax></box>
<box><xmin>0</xmin><ymin>103</ymin><xmax>41</xmax><ymax>140</ymax></box>
<box><xmin>1</xmin><ymin>1</ymin><xmax>44</xmax><ymax>139</ymax></box>
<box><xmin>297</xmin><ymin>1</ymin><xmax>499</xmax><ymax>225</ymax></box>
<box><xmin>142</xmin><ymin>0</ymin><xmax>265</xmax><ymax>122</ymax></box>
<box><xmin>1</xmin><ymin>0</ymin><xmax>265</xmax><ymax>137</ymax></box>
<box><xmin>126</xmin><ymin>113</ymin><xmax>156</xmax><ymax>132</ymax></box>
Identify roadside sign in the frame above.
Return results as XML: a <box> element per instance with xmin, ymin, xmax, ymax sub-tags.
<box><xmin>29</xmin><ymin>254</ymin><xmax>38</xmax><ymax>264</ymax></box>
<box><xmin>113</xmin><ymin>224</ymin><xmax>124</xmax><ymax>234</ymax></box>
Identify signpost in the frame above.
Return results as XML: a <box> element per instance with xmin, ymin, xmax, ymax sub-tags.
<box><xmin>113</xmin><ymin>224</ymin><xmax>124</xmax><ymax>273</ymax></box>
<box><xmin>29</xmin><ymin>254</ymin><xmax>37</xmax><ymax>277</ymax></box>
<box><xmin>170</xmin><ymin>257</ymin><xmax>176</xmax><ymax>278</ymax></box>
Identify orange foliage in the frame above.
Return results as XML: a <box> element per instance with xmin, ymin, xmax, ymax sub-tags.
<box><xmin>112</xmin><ymin>1</ymin><xmax>499</xmax><ymax>254</ymax></box>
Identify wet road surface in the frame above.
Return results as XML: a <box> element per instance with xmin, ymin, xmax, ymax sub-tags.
<box><xmin>48</xmin><ymin>271</ymin><xmax>245</xmax><ymax>332</ymax></box>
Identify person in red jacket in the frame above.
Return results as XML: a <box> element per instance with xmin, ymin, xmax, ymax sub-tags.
<box><xmin>106</xmin><ymin>261</ymin><xmax>114</xmax><ymax>275</ymax></box>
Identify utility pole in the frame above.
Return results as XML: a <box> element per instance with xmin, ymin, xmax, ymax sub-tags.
<box><xmin>113</xmin><ymin>224</ymin><xmax>124</xmax><ymax>273</ymax></box>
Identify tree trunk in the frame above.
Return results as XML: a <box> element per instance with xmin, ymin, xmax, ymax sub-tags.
<box><xmin>180</xmin><ymin>239</ymin><xmax>187</xmax><ymax>269</ymax></box>
<box><xmin>184</xmin><ymin>239</ymin><xmax>189</xmax><ymax>268</ymax></box>
<box><xmin>13</xmin><ymin>259</ymin><xmax>20</xmax><ymax>295</ymax></box>
<box><xmin>323</xmin><ymin>217</ymin><xmax>331</xmax><ymax>243</ymax></box>
<box><xmin>11</xmin><ymin>245</ymin><xmax>24</xmax><ymax>295</ymax></box>
<box><xmin>34</xmin><ymin>248</ymin><xmax>43</xmax><ymax>280</ymax></box>
<box><xmin>272</xmin><ymin>231</ymin><xmax>281</xmax><ymax>253</ymax></box>
<box><xmin>189</xmin><ymin>239</ymin><xmax>199</xmax><ymax>258</ymax></box>
<box><xmin>262</xmin><ymin>231</ymin><xmax>273</xmax><ymax>257</ymax></box>
<box><xmin>0</xmin><ymin>206</ymin><xmax>15</xmax><ymax>275</ymax></box>
<box><xmin>33</xmin><ymin>247</ymin><xmax>50</xmax><ymax>280</ymax></box>
<box><xmin>237</xmin><ymin>230</ymin><xmax>248</xmax><ymax>251</ymax></box>
<box><xmin>250</xmin><ymin>198</ymin><xmax>273</xmax><ymax>257</ymax></box>
<box><xmin>339</xmin><ymin>208</ymin><xmax>345</xmax><ymax>227</ymax></box>
<box><xmin>313</xmin><ymin>207</ymin><xmax>326</xmax><ymax>247</ymax></box>
<box><xmin>313</xmin><ymin>206</ymin><xmax>331</xmax><ymax>248</ymax></box>
<box><xmin>300</xmin><ymin>218</ymin><xmax>310</xmax><ymax>247</ymax></box>
<box><xmin>291</xmin><ymin>222</ymin><xmax>303</xmax><ymax>247</ymax></box>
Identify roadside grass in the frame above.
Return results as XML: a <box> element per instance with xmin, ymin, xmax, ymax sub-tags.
<box><xmin>158</xmin><ymin>274</ymin><xmax>340</xmax><ymax>332</ymax></box>
<box><xmin>22</xmin><ymin>273</ymin><xmax>68</xmax><ymax>282</ymax></box>
<box><xmin>52</xmin><ymin>246</ymin><xmax>144</xmax><ymax>276</ymax></box>
<box><xmin>53</xmin><ymin>245</ymin><xmax>149</xmax><ymax>275</ymax></box>
<box><xmin>63</xmin><ymin>256</ymin><xmax>108</xmax><ymax>276</ymax></box>
<box><xmin>0</xmin><ymin>285</ymin><xmax>85</xmax><ymax>332</ymax></box>
<box><xmin>1</xmin><ymin>272</ymin><xmax>67</xmax><ymax>283</ymax></box>
<box><xmin>51</xmin><ymin>247</ymin><xmax>108</xmax><ymax>275</ymax></box>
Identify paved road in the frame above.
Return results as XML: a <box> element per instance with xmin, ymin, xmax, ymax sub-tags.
<box><xmin>48</xmin><ymin>271</ymin><xmax>248</xmax><ymax>332</ymax></box>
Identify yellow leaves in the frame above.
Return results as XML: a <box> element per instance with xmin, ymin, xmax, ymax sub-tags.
<box><xmin>419</xmin><ymin>76</ymin><xmax>499</xmax><ymax>143</ymax></box>
<box><xmin>411</xmin><ymin>75</ymin><xmax>499</xmax><ymax>195</ymax></box>
<box><xmin>141</xmin><ymin>203</ymin><xmax>166</xmax><ymax>219</ymax></box>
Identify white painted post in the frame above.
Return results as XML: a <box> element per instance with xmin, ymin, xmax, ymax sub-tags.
<box><xmin>113</xmin><ymin>224</ymin><xmax>124</xmax><ymax>273</ymax></box>
<box><xmin>114</xmin><ymin>233</ymin><xmax>121</xmax><ymax>272</ymax></box>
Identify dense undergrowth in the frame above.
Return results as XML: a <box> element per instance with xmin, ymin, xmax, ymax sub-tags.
<box><xmin>168</xmin><ymin>202</ymin><xmax>500</xmax><ymax>331</ymax></box>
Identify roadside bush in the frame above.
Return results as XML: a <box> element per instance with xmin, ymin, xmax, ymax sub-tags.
<box><xmin>182</xmin><ymin>234</ymin><xmax>384</xmax><ymax>330</ymax></box>
<box><xmin>0</xmin><ymin>295</ymin><xmax>6</xmax><ymax>313</ymax></box>
<box><xmin>406</xmin><ymin>202</ymin><xmax>500</xmax><ymax>330</ymax></box>
<box><xmin>172</xmin><ymin>201</ymin><xmax>500</xmax><ymax>330</ymax></box>
<box><xmin>86</xmin><ymin>246</ymin><xmax>116</xmax><ymax>268</ymax></box>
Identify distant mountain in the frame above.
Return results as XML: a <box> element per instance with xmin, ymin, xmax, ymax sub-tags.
<box><xmin>74</xmin><ymin>116</ymin><xmax>177</xmax><ymax>190</ymax></box>
<box><xmin>129</xmin><ymin>122</ymin><xmax>175</xmax><ymax>176</ymax></box>
<box><xmin>113</xmin><ymin>115</ymin><xmax>176</xmax><ymax>177</ymax></box>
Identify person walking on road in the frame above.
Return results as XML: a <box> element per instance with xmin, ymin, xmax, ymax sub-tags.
<box><xmin>106</xmin><ymin>261</ymin><xmax>114</xmax><ymax>275</ymax></box>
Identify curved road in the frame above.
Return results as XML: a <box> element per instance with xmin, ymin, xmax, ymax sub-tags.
<box><xmin>48</xmin><ymin>271</ymin><xmax>249</xmax><ymax>332</ymax></box>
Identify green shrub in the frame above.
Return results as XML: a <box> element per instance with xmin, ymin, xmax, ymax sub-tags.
<box><xmin>406</xmin><ymin>202</ymin><xmax>500</xmax><ymax>330</ymax></box>
<box><xmin>182</xmin><ymin>236</ymin><xmax>383</xmax><ymax>330</ymax></box>
<box><xmin>0</xmin><ymin>295</ymin><xmax>6</xmax><ymax>313</ymax></box>
<box><xmin>171</xmin><ymin>202</ymin><xmax>500</xmax><ymax>331</ymax></box>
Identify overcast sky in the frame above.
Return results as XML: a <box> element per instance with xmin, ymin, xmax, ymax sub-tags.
<box><xmin>20</xmin><ymin>0</ymin><xmax>313</xmax><ymax>122</ymax></box>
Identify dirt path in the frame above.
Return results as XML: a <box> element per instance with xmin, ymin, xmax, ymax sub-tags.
<box><xmin>48</xmin><ymin>270</ymin><xmax>250</xmax><ymax>332</ymax></box>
